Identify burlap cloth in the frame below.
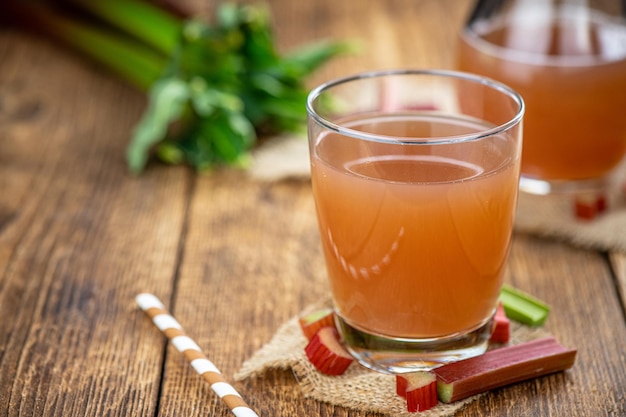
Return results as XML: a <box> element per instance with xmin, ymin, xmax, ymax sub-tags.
<box><xmin>235</xmin><ymin>301</ymin><xmax>550</xmax><ymax>416</ymax></box>
<box><xmin>250</xmin><ymin>135</ymin><xmax>626</xmax><ymax>253</ymax></box>
<box><xmin>514</xmin><ymin>183</ymin><xmax>626</xmax><ymax>252</ymax></box>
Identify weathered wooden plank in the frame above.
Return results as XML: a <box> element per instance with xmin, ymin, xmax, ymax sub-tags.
<box><xmin>0</xmin><ymin>33</ymin><xmax>189</xmax><ymax>417</ymax></box>
<box><xmin>610</xmin><ymin>253</ymin><xmax>626</xmax><ymax>316</ymax></box>
<box><xmin>157</xmin><ymin>172</ymin><xmax>331</xmax><ymax>416</ymax></box>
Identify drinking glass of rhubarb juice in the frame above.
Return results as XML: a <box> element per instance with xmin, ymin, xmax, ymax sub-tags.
<box><xmin>458</xmin><ymin>0</ymin><xmax>626</xmax><ymax>195</ymax></box>
<box><xmin>306</xmin><ymin>70</ymin><xmax>524</xmax><ymax>373</ymax></box>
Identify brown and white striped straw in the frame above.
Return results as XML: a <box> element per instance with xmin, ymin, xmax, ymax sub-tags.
<box><xmin>136</xmin><ymin>293</ymin><xmax>259</xmax><ymax>417</ymax></box>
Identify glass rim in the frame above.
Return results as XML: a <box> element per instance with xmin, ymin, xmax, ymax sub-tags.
<box><xmin>462</xmin><ymin>26</ymin><xmax>626</xmax><ymax>67</ymax></box>
<box><xmin>306</xmin><ymin>69</ymin><xmax>525</xmax><ymax>145</ymax></box>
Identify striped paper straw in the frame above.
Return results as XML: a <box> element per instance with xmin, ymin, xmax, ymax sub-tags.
<box><xmin>136</xmin><ymin>293</ymin><xmax>259</xmax><ymax>417</ymax></box>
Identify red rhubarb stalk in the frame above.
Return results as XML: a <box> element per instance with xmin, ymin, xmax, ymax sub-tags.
<box><xmin>396</xmin><ymin>372</ymin><xmax>439</xmax><ymax>412</ymax></box>
<box><xmin>298</xmin><ymin>308</ymin><xmax>336</xmax><ymax>341</ymax></box>
<box><xmin>574</xmin><ymin>192</ymin><xmax>607</xmax><ymax>221</ymax></box>
<box><xmin>304</xmin><ymin>326</ymin><xmax>353</xmax><ymax>376</ymax></box>
<box><xmin>489</xmin><ymin>302</ymin><xmax>510</xmax><ymax>344</ymax></box>
<box><xmin>433</xmin><ymin>336</ymin><xmax>576</xmax><ymax>403</ymax></box>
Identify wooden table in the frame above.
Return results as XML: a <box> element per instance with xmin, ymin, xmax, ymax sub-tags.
<box><xmin>1</xmin><ymin>1</ymin><xmax>625</xmax><ymax>416</ymax></box>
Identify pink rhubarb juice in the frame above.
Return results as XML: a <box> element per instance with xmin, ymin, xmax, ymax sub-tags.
<box><xmin>311</xmin><ymin>114</ymin><xmax>521</xmax><ymax>339</ymax></box>
<box><xmin>458</xmin><ymin>12</ymin><xmax>626</xmax><ymax>181</ymax></box>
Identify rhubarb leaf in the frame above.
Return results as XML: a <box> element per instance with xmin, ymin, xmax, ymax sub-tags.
<box><xmin>127</xmin><ymin>78</ymin><xmax>190</xmax><ymax>173</ymax></box>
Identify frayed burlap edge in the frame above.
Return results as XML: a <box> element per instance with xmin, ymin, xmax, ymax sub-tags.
<box><xmin>514</xmin><ymin>184</ymin><xmax>626</xmax><ymax>252</ymax></box>
<box><xmin>235</xmin><ymin>302</ymin><xmax>550</xmax><ymax>417</ymax></box>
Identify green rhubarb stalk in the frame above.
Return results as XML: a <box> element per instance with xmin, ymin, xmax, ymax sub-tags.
<box><xmin>499</xmin><ymin>284</ymin><xmax>550</xmax><ymax>326</ymax></box>
<box><xmin>63</xmin><ymin>0</ymin><xmax>183</xmax><ymax>56</ymax></box>
<box><xmin>6</xmin><ymin>1</ymin><xmax>165</xmax><ymax>91</ymax></box>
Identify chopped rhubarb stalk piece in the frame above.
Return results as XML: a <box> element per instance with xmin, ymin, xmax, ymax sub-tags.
<box><xmin>298</xmin><ymin>308</ymin><xmax>336</xmax><ymax>341</ymax></box>
<box><xmin>574</xmin><ymin>192</ymin><xmax>607</xmax><ymax>221</ymax></box>
<box><xmin>499</xmin><ymin>284</ymin><xmax>550</xmax><ymax>326</ymax></box>
<box><xmin>304</xmin><ymin>326</ymin><xmax>353</xmax><ymax>375</ymax></box>
<box><xmin>433</xmin><ymin>336</ymin><xmax>576</xmax><ymax>403</ymax></box>
<box><xmin>396</xmin><ymin>372</ymin><xmax>439</xmax><ymax>412</ymax></box>
<box><xmin>396</xmin><ymin>374</ymin><xmax>409</xmax><ymax>398</ymax></box>
<box><xmin>489</xmin><ymin>302</ymin><xmax>510</xmax><ymax>344</ymax></box>
<box><xmin>595</xmin><ymin>195</ymin><xmax>607</xmax><ymax>212</ymax></box>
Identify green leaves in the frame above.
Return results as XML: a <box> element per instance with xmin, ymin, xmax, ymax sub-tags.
<box><xmin>127</xmin><ymin>78</ymin><xmax>190</xmax><ymax>173</ymax></box>
<box><xmin>125</xmin><ymin>3</ymin><xmax>353</xmax><ymax>173</ymax></box>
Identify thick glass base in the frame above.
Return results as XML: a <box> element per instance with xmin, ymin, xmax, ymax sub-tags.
<box><xmin>335</xmin><ymin>314</ymin><xmax>493</xmax><ymax>374</ymax></box>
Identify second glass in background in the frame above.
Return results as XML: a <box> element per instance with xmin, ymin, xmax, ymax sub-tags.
<box><xmin>458</xmin><ymin>0</ymin><xmax>626</xmax><ymax>195</ymax></box>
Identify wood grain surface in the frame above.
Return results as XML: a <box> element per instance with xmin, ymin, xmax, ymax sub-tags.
<box><xmin>1</xmin><ymin>1</ymin><xmax>624</xmax><ymax>416</ymax></box>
